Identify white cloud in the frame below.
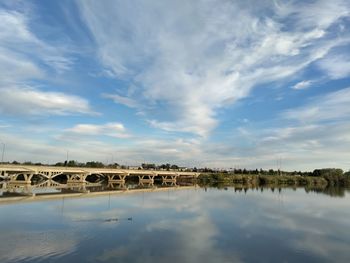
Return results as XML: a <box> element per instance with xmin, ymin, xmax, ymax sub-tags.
<box><xmin>66</xmin><ymin>122</ymin><xmax>130</xmax><ymax>138</ymax></box>
<box><xmin>0</xmin><ymin>86</ymin><xmax>95</xmax><ymax>116</ymax></box>
<box><xmin>0</xmin><ymin>10</ymin><xmax>37</xmax><ymax>44</ymax></box>
<box><xmin>0</xmin><ymin>122</ymin><xmax>11</xmax><ymax>129</ymax></box>
<box><xmin>284</xmin><ymin>87</ymin><xmax>350</xmax><ymax>123</ymax></box>
<box><xmin>102</xmin><ymin>93</ymin><xmax>138</xmax><ymax>108</ymax></box>
<box><xmin>275</xmin><ymin>0</ymin><xmax>350</xmax><ymax>30</ymax></box>
<box><xmin>258</xmin><ymin>117</ymin><xmax>348</xmax><ymax>169</ymax></box>
<box><xmin>1</xmin><ymin>1</ymin><xmax>350</xmax><ymax>170</ymax></box>
<box><xmin>0</xmin><ymin>8</ymin><xmax>92</xmax><ymax>118</ymax></box>
<box><xmin>0</xmin><ymin>125</ymin><xmax>205</xmax><ymax>166</ymax></box>
<box><xmin>318</xmin><ymin>55</ymin><xmax>350</xmax><ymax>79</ymax></box>
<box><xmin>78</xmin><ymin>0</ymin><xmax>350</xmax><ymax>137</ymax></box>
<box><xmin>2</xmin><ymin>117</ymin><xmax>350</xmax><ymax>170</ymax></box>
<box><xmin>186</xmin><ymin>88</ymin><xmax>350</xmax><ymax>170</ymax></box>
<box><xmin>0</xmin><ymin>9</ymin><xmax>73</xmax><ymax>80</ymax></box>
<box><xmin>292</xmin><ymin>80</ymin><xmax>314</xmax><ymax>90</ymax></box>
<box><xmin>0</xmin><ymin>48</ymin><xmax>43</xmax><ymax>84</ymax></box>
<box><xmin>241</xmin><ymin>86</ymin><xmax>350</xmax><ymax>170</ymax></box>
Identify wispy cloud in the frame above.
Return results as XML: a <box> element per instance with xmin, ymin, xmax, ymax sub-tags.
<box><xmin>0</xmin><ymin>86</ymin><xmax>95</xmax><ymax>116</ymax></box>
<box><xmin>65</xmin><ymin>122</ymin><xmax>130</xmax><ymax>138</ymax></box>
<box><xmin>0</xmin><ymin>7</ymin><xmax>95</xmax><ymax>118</ymax></box>
<box><xmin>317</xmin><ymin>55</ymin><xmax>350</xmax><ymax>79</ymax></box>
<box><xmin>102</xmin><ymin>93</ymin><xmax>138</xmax><ymax>108</ymax></box>
<box><xmin>1</xmin><ymin>1</ymin><xmax>349</xmax><ymax>170</ymax></box>
<box><xmin>78</xmin><ymin>0</ymin><xmax>350</xmax><ymax>137</ymax></box>
<box><xmin>284</xmin><ymin>87</ymin><xmax>350</xmax><ymax>123</ymax></box>
<box><xmin>0</xmin><ymin>9</ymin><xmax>73</xmax><ymax>81</ymax></box>
<box><xmin>292</xmin><ymin>80</ymin><xmax>314</xmax><ymax>90</ymax></box>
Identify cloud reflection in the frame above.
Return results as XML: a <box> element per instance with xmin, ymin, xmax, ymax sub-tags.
<box><xmin>0</xmin><ymin>187</ymin><xmax>350</xmax><ymax>262</ymax></box>
<box><xmin>0</xmin><ymin>230</ymin><xmax>77</xmax><ymax>262</ymax></box>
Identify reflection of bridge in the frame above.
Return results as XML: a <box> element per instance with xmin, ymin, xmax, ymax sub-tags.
<box><xmin>0</xmin><ymin>182</ymin><xmax>198</xmax><ymax>205</ymax></box>
<box><xmin>0</xmin><ymin>180</ymin><xmax>103</xmax><ymax>196</ymax></box>
<box><xmin>0</xmin><ymin>165</ymin><xmax>199</xmax><ymax>186</ymax></box>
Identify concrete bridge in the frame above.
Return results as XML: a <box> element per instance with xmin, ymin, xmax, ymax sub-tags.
<box><xmin>0</xmin><ymin>164</ymin><xmax>199</xmax><ymax>186</ymax></box>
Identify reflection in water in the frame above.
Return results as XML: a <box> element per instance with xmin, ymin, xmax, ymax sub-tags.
<box><xmin>0</xmin><ymin>231</ymin><xmax>77</xmax><ymax>262</ymax></box>
<box><xmin>0</xmin><ymin>186</ymin><xmax>350</xmax><ymax>263</ymax></box>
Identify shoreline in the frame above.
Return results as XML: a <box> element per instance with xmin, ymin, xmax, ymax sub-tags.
<box><xmin>197</xmin><ymin>173</ymin><xmax>350</xmax><ymax>187</ymax></box>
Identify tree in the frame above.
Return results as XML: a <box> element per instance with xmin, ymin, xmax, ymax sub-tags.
<box><xmin>107</xmin><ymin>163</ymin><xmax>120</xmax><ymax>168</ymax></box>
<box><xmin>67</xmin><ymin>160</ymin><xmax>78</xmax><ymax>167</ymax></box>
<box><xmin>312</xmin><ymin>168</ymin><xmax>343</xmax><ymax>178</ymax></box>
<box><xmin>170</xmin><ymin>164</ymin><xmax>179</xmax><ymax>170</ymax></box>
<box><xmin>85</xmin><ymin>161</ymin><xmax>104</xmax><ymax>168</ymax></box>
<box><xmin>313</xmin><ymin>168</ymin><xmax>344</xmax><ymax>185</ymax></box>
<box><xmin>141</xmin><ymin>163</ymin><xmax>156</xmax><ymax>170</ymax></box>
<box><xmin>159</xmin><ymin>163</ymin><xmax>170</xmax><ymax>170</ymax></box>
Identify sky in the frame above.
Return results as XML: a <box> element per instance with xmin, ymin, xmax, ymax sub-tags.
<box><xmin>0</xmin><ymin>0</ymin><xmax>349</xmax><ymax>171</ymax></box>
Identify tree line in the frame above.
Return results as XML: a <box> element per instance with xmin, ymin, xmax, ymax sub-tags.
<box><xmin>5</xmin><ymin>160</ymin><xmax>187</xmax><ymax>170</ymax></box>
<box><xmin>4</xmin><ymin>160</ymin><xmax>350</xmax><ymax>179</ymax></box>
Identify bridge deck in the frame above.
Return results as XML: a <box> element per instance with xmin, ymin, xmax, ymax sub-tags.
<box><xmin>0</xmin><ymin>164</ymin><xmax>199</xmax><ymax>176</ymax></box>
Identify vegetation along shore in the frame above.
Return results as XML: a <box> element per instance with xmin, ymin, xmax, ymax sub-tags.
<box><xmin>197</xmin><ymin>168</ymin><xmax>350</xmax><ymax>187</ymax></box>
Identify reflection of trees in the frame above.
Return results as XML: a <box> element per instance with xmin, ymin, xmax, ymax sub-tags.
<box><xmin>197</xmin><ymin>172</ymin><xmax>350</xmax><ymax>197</ymax></box>
<box><xmin>198</xmin><ymin>181</ymin><xmax>349</xmax><ymax>198</ymax></box>
<box><xmin>306</xmin><ymin>185</ymin><xmax>348</xmax><ymax>198</ymax></box>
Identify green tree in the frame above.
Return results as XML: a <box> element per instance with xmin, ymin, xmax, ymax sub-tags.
<box><xmin>170</xmin><ymin>164</ymin><xmax>179</xmax><ymax>170</ymax></box>
<box><xmin>141</xmin><ymin>163</ymin><xmax>156</xmax><ymax>170</ymax></box>
<box><xmin>85</xmin><ymin>161</ymin><xmax>104</xmax><ymax>168</ymax></box>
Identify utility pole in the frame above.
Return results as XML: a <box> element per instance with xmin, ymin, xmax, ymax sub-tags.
<box><xmin>66</xmin><ymin>150</ymin><xmax>69</xmax><ymax>165</ymax></box>
<box><xmin>109</xmin><ymin>153</ymin><xmax>114</xmax><ymax>165</ymax></box>
<box><xmin>1</xmin><ymin>141</ymin><xmax>5</xmax><ymax>163</ymax></box>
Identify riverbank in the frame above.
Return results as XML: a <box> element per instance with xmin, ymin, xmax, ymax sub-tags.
<box><xmin>197</xmin><ymin>173</ymin><xmax>350</xmax><ymax>187</ymax></box>
<box><xmin>196</xmin><ymin>173</ymin><xmax>350</xmax><ymax>197</ymax></box>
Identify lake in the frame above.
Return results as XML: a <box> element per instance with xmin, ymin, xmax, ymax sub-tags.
<box><xmin>0</xmin><ymin>185</ymin><xmax>350</xmax><ymax>263</ymax></box>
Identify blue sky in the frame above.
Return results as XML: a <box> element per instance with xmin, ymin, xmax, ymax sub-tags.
<box><xmin>0</xmin><ymin>0</ymin><xmax>350</xmax><ymax>170</ymax></box>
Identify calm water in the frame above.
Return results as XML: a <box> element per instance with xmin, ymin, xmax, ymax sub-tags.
<box><xmin>1</xmin><ymin>186</ymin><xmax>350</xmax><ymax>263</ymax></box>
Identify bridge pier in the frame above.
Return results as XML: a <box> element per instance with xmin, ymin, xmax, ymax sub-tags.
<box><xmin>138</xmin><ymin>181</ymin><xmax>154</xmax><ymax>187</ymax></box>
<box><xmin>0</xmin><ymin>171</ymin><xmax>9</xmax><ymax>180</ymax></box>
<box><xmin>36</xmin><ymin>171</ymin><xmax>51</xmax><ymax>180</ymax></box>
<box><xmin>9</xmin><ymin>173</ymin><xmax>34</xmax><ymax>184</ymax></box>
<box><xmin>48</xmin><ymin>172</ymin><xmax>64</xmax><ymax>180</ymax></box>
<box><xmin>138</xmin><ymin>175</ymin><xmax>155</xmax><ymax>185</ymax></box>
<box><xmin>94</xmin><ymin>174</ymin><xmax>105</xmax><ymax>183</ymax></box>
<box><xmin>66</xmin><ymin>173</ymin><xmax>88</xmax><ymax>184</ymax></box>
<box><xmin>33</xmin><ymin>179</ymin><xmax>65</xmax><ymax>188</ymax></box>
<box><xmin>107</xmin><ymin>181</ymin><xmax>126</xmax><ymax>189</ymax></box>
<box><xmin>65</xmin><ymin>182</ymin><xmax>89</xmax><ymax>193</ymax></box>
<box><xmin>5</xmin><ymin>183</ymin><xmax>36</xmax><ymax>196</ymax></box>
<box><xmin>138</xmin><ymin>175</ymin><xmax>155</xmax><ymax>187</ymax></box>
<box><xmin>162</xmin><ymin>180</ymin><xmax>178</xmax><ymax>187</ymax></box>
<box><xmin>107</xmin><ymin>174</ymin><xmax>127</xmax><ymax>183</ymax></box>
<box><xmin>161</xmin><ymin>175</ymin><xmax>178</xmax><ymax>183</ymax></box>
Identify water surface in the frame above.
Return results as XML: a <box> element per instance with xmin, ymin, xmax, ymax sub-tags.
<box><xmin>0</xmin><ymin>186</ymin><xmax>350</xmax><ymax>263</ymax></box>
